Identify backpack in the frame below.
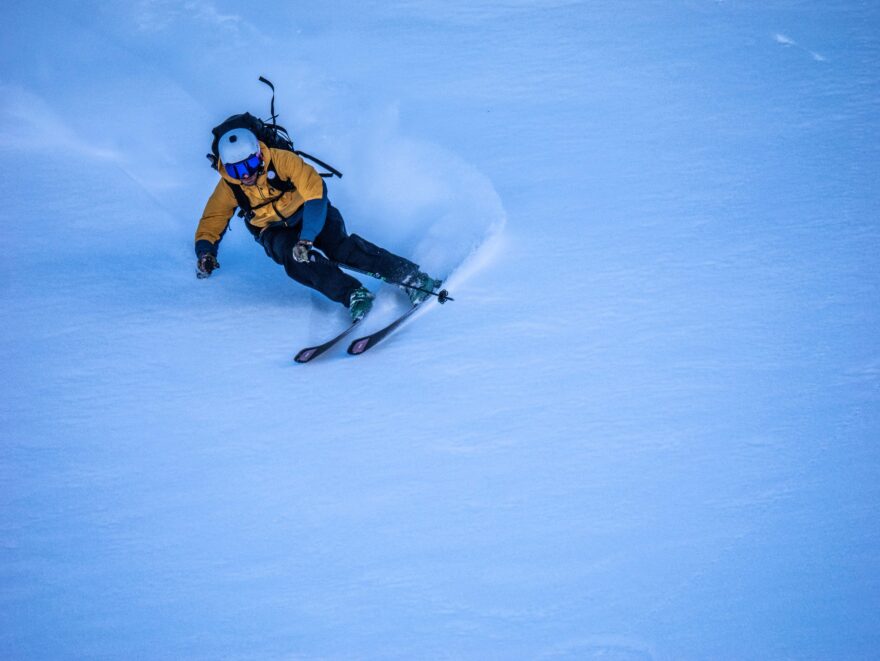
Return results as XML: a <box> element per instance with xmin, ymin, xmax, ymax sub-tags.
<box><xmin>206</xmin><ymin>77</ymin><xmax>342</xmax><ymax>219</ymax></box>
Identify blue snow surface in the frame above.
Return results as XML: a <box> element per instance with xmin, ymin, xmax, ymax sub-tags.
<box><xmin>2</xmin><ymin>1</ymin><xmax>879</xmax><ymax>659</ymax></box>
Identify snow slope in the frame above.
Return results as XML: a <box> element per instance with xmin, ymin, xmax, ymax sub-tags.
<box><xmin>2</xmin><ymin>2</ymin><xmax>879</xmax><ymax>659</ymax></box>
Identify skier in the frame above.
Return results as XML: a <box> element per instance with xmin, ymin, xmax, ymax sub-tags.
<box><xmin>194</xmin><ymin>127</ymin><xmax>441</xmax><ymax>321</ymax></box>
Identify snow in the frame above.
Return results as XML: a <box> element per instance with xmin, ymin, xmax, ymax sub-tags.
<box><xmin>2</xmin><ymin>1</ymin><xmax>879</xmax><ymax>658</ymax></box>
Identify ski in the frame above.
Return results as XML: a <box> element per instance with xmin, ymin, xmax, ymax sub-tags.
<box><xmin>347</xmin><ymin>304</ymin><xmax>421</xmax><ymax>355</ymax></box>
<box><xmin>294</xmin><ymin>319</ymin><xmax>363</xmax><ymax>363</ymax></box>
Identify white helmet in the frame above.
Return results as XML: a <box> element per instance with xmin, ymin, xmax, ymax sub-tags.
<box><xmin>218</xmin><ymin>128</ymin><xmax>259</xmax><ymax>164</ymax></box>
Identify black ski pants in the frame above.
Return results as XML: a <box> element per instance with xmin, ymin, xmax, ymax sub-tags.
<box><xmin>249</xmin><ymin>204</ymin><xmax>419</xmax><ymax>306</ymax></box>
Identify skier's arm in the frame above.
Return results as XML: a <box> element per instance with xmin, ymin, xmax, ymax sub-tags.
<box><xmin>195</xmin><ymin>180</ymin><xmax>237</xmax><ymax>256</ymax></box>
<box><xmin>300</xmin><ymin>181</ymin><xmax>328</xmax><ymax>243</ymax></box>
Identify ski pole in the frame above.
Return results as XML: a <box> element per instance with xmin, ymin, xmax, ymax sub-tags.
<box><xmin>308</xmin><ymin>250</ymin><xmax>454</xmax><ymax>303</ymax></box>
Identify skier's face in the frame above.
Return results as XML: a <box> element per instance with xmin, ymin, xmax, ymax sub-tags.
<box><xmin>224</xmin><ymin>152</ymin><xmax>262</xmax><ymax>185</ymax></box>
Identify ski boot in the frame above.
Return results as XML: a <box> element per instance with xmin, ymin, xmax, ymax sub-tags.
<box><xmin>348</xmin><ymin>286</ymin><xmax>374</xmax><ymax>322</ymax></box>
<box><xmin>400</xmin><ymin>271</ymin><xmax>443</xmax><ymax>305</ymax></box>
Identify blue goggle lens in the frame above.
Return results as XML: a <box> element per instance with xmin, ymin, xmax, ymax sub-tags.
<box><xmin>224</xmin><ymin>153</ymin><xmax>261</xmax><ymax>179</ymax></box>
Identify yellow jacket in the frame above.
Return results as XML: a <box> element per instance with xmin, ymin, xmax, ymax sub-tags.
<box><xmin>195</xmin><ymin>142</ymin><xmax>325</xmax><ymax>249</ymax></box>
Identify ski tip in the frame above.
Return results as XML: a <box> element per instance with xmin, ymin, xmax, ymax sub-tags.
<box><xmin>348</xmin><ymin>338</ymin><xmax>370</xmax><ymax>355</ymax></box>
<box><xmin>294</xmin><ymin>348</ymin><xmax>317</xmax><ymax>363</ymax></box>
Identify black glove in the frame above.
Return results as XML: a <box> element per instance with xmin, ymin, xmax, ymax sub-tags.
<box><xmin>196</xmin><ymin>253</ymin><xmax>219</xmax><ymax>279</ymax></box>
<box><xmin>292</xmin><ymin>239</ymin><xmax>313</xmax><ymax>264</ymax></box>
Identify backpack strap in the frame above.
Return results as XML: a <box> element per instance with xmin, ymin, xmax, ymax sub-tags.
<box><xmin>265</xmin><ymin>163</ymin><xmax>296</xmax><ymax>192</ymax></box>
<box><xmin>224</xmin><ymin>180</ymin><xmax>253</xmax><ymax>218</ymax></box>
<box><xmin>295</xmin><ymin>150</ymin><xmax>343</xmax><ymax>178</ymax></box>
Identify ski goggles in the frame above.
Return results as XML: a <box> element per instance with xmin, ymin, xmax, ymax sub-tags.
<box><xmin>224</xmin><ymin>152</ymin><xmax>262</xmax><ymax>179</ymax></box>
